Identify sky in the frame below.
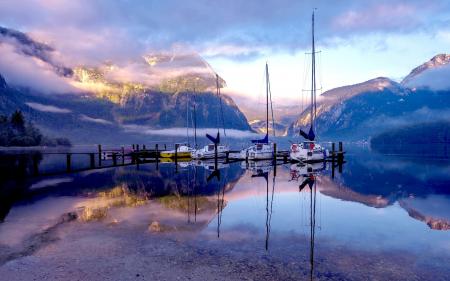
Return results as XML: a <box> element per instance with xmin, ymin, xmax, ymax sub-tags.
<box><xmin>0</xmin><ymin>0</ymin><xmax>450</xmax><ymax>106</ymax></box>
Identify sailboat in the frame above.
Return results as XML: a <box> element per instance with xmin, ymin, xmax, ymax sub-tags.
<box><xmin>290</xmin><ymin>11</ymin><xmax>327</xmax><ymax>163</ymax></box>
<box><xmin>233</xmin><ymin>63</ymin><xmax>275</xmax><ymax>160</ymax></box>
<box><xmin>191</xmin><ymin>74</ymin><xmax>230</xmax><ymax>159</ymax></box>
<box><xmin>160</xmin><ymin>92</ymin><xmax>196</xmax><ymax>159</ymax></box>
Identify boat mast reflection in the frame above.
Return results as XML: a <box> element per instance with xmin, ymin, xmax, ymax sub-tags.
<box><xmin>298</xmin><ymin>171</ymin><xmax>318</xmax><ymax>280</ymax></box>
<box><xmin>204</xmin><ymin>162</ymin><xmax>226</xmax><ymax>238</ymax></box>
<box><xmin>248</xmin><ymin>161</ymin><xmax>277</xmax><ymax>251</ymax></box>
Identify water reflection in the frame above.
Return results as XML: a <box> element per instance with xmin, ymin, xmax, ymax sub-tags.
<box><xmin>1</xmin><ymin>146</ymin><xmax>450</xmax><ymax>278</ymax></box>
<box><xmin>294</xmin><ymin>165</ymin><xmax>321</xmax><ymax>280</ymax></box>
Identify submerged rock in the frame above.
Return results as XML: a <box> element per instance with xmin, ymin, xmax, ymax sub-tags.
<box><xmin>149</xmin><ymin>221</ymin><xmax>161</xmax><ymax>232</ymax></box>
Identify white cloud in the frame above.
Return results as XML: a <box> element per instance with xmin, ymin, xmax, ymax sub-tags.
<box><xmin>406</xmin><ymin>64</ymin><xmax>450</xmax><ymax>91</ymax></box>
<box><xmin>122</xmin><ymin>124</ymin><xmax>258</xmax><ymax>138</ymax></box>
<box><xmin>25</xmin><ymin>102</ymin><xmax>71</xmax><ymax>113</ymax></box>
<box><xmin>0</xmin><ymin>43</ymin><xmax>76</xmax><ymax>93</ymax></box>
<box><xmin>79</xmin><ymin>114</ymin><xmax>113</xmax><ymax>125</ymax></box>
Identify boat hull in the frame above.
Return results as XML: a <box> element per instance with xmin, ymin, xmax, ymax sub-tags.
<box><xmin>229</xmin><ymin>144</ymin><xmax>274</xmax><ymax>160</ymax></box>
<box><xmin>160</xmin><ymin>152</ymin><xmax>192</xmax><ymax>158</ymax></box>
<box><xmin>192</xmin><ymin>151</ymin><xmax>227</xmax><ymax>159</ymax></box>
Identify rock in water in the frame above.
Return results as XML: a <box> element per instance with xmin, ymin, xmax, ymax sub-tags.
<box><xmin>148</xmin><ymin>221</ymin><xmax>161</xmax><ymax>232</ymax></box>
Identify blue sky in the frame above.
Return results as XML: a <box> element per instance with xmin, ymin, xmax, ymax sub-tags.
<box><xmin>0</xmin><ymin>0</ymin><xmax>449</xmax><ymax>104</ymax></box>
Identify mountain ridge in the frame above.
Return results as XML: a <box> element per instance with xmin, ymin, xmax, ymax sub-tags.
<box><xmin>402</xmin><ymin>53</ymin><xmax>450</xmax><ymax>86</ymax></box>
<box><xmin>0</xmin><ymin>26</ymin><xmax>252</xmax><ymax>144</ymax></box>
<box><xmin>287</xmin><ymin>54</ymin><xmax>450</xmax><ymax>140</ymax></box>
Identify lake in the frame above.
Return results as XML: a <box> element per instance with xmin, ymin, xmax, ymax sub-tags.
<box><xmin>0</xmin><ymin>144</ymin><xmax>449</xmax><ymax>280</ymax></box>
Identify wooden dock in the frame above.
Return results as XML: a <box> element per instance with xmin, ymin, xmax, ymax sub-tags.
<box><xmin>4</xmin><ymin>142</ymin><xmax>345</xmax><ymax>179</ymax></box>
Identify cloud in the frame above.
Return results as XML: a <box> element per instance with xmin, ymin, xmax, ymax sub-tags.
<box><xmin>0</xmin><ymin>0</ymin><xmax>449</xmax><ymax>105</ymax></box>
<box><xmin>332</xmin><ymin>3</ymin><xmax>419</xmax><ymax>32</ymax></box>
<box><xmin>0</xmin><ymin>43</ymin><xmax>77</xmax><ymax>93</ymax></box>
<box><xmin>122</xmin><ymin>124</ymin><xmax>258</xmax><ymax>138</ymax></box>
<box><xmin>79</xmin><ymin>114</ymin><xmax>113</xmax><ymax>125</ymax></box>
<box><xmin>405</xmin><ymin>64</ymin><xmax>450</xmax><ymax>91</ymax></box>
<box><xmin>1</xmin><ymin>0</ymin><xmax>448</xmax><ymax>63</ymax></box>
<box><xmin>25</xmin><ymin>102</ymin><xmax>72</xmax><ymax>113</ymax></box>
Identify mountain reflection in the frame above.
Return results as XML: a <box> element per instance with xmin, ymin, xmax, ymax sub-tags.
<box><xmin>1</xmin><ymin>146</ymin><xmax>449</xmax><ymax>258</ymax></box>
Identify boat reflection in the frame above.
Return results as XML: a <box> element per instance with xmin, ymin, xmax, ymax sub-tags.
<box><xmin>290</xmin><ymin>161</ymin><xmax>326</xmax><ymax>182</ymax></box>
<box><xmin>241</xmin><ymin>160</ymin><xmax>274</xmax><ymax>176</ymax></box>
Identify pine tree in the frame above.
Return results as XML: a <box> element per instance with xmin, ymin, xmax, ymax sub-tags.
<box><xmin>10</xmin><ymin>110</ymin><xmax>25</xmax><ymax>131</ymax></box>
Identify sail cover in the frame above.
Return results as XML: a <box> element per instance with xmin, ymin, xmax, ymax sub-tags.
<box><xmin>206</xmin><ymin>132</ymin><xmax>220</xmax><ymax>144</ymax></box>
<box><xmin>300</xmin><ymin>125</ymin><xmax>315</xmax><ymax>141</ymax></box>
<box><xmin>251</xmin><ymin>133</ymin><xmax>269</xmax><ymax>144</ymax></box>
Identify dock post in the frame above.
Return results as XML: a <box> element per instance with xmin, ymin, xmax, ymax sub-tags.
<box><xmin>155</xmin><ymin>144</ymin><xmax>159</xmax><ymax>170</ymax></box>
<box><xmin>274</xmin><ymin>159</ymin><xmax>277</xmax><ymax>177</ymax></box>
<box><xmin>121</xmin><ymin>146</ymin><xmax>125</xmax><ymax>165</ymax></box>
<box><xmin>338</xmin><ymin>141</ymin><xmax>344</xmax><ymax>164</ymax></box>
<box><xmin>89</xmin><ymin>153</ymin><xmax>95</xmax><ymax>169</ymax></box>
<box><xmin>132</xmin><ymin>144</ymin><xmax>135</xmax><ymax>151</ymax></box>
<box><xmin>66</xmin><ymin>154</ymin><xmax>72</xmax><ymax>172</ymax></box>
<box><xmin>332</xmin><ymin>161</ymin><xmax>335</xmax><ymax>179</ymax></box>
<box><xmin>214</xmin><ymin>143</ymin><xmax>218</xmax><ymax>170</ymax></box>
<box><xmin>143</xmin><ymin>144</ymin><xmax>146</xmax><ymax>150</ymax></box>
<box><xmin>332</xmin><ymin>142</ymin><xmax>335</xmax><ymax>159</ymax></box>
<box><xmin>273</xmin><ymin>143</ymin><xmax>277</xmax><ymax>162</ymax></box>
<box><xmin>112</xmin><ymin>153</ymin><xmax>117</xmax><ymax>166</ymax></box>
<box><xmin>135</xmin><ymin>152</ymin><xmax>140</xmax><ymax>170</ymax></box>
<box><xmin>136</xmin><ymin>144</ymin><xmax>140</xmax><ymax>152</ymax></box>
<box><xmin>164</xmin><ymin>144</ymin><xmax>167</xmax><ymax>150</ymax></box>
<box><xmin>175</xmin><ymin>144</ymin><xmax>179</xmax><ymax>173</ymax></box>
<box><xmin>98</xmin><ymin>144</ymin><xmax>102</xmax><ymax>166</ymax></box>
<box><xmin>32</xmin><ymin>154</ymin><xmax>39</xmax><ymax>176</ymax></box>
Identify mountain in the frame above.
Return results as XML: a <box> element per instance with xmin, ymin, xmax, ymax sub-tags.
<box><xmin>370</xmin><ymin>121</ymin><xmax>450</xmax><ymax>158</ymax></box>
<box><xmin>287</xmin><ymin>54</ymin><xmax>450</xmax><ymax>141</ymax></box>
<box><xmin>402</xmin><ymin>54</ymin><xmax>450</xmax><ymax>86</ymax></box>
<box><xmin>0</xmin><ymin>26</ymin><xmax>251</xmax><ymax>144</ymax></box>
<box><xmin>248</xmin><ymin>119</ymin><xmax>286</xmax><ymax>136</ymax></box>
<box><xmin>0</xmin><ymin>74</ymin><xmax>250</xmax><ymax>144</ymax></box>
<box><xmin>234</xmin><ymin>95</ymin><xmax>298</xmax><ymax>136</ymax></box>
<box><xmin>371</xmin><ymin>121</ymin><xmax>450</xmax><ymax>145</ymax></box>
<box><xmin>71</xmin><ymin>52</ymin><xmax>226</xmax><ymax>105</ymax></box>
<box><xmin>287</xmin><ymin>77</ymin><xmax>409</xmax><ymax>139</ymax></box>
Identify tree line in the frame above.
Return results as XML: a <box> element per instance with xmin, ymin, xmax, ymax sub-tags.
<box><xmin>0</xmin><ymin>110</ymin><xmax>71</xmax><ymax>147</ymax></box>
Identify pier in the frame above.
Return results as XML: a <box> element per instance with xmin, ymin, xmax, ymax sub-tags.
<box><xmin>2</xmin><ymin>141</ymin><xmax>345</xmax><ymax>179</ymax></box>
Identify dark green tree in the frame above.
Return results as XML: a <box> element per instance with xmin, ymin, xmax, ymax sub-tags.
<box><xmin>10</xmin><ymin>110</ymin><xmax>25</xmax><ymax>131</ymax></box>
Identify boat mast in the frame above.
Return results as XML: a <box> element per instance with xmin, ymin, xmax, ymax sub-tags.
<box><xmin>266</xmin><ymin>63</ymin><xmax>269</xmax><ymax>136</ymax></box>
<box><xmin>311</xmin><ymin>10</ymin><xmax>317</xmax><ymax>131</ymax></box>
<box><xmin>216</xmin><ymin>74</ymin><xmax>227</xmax><ymax>137</ymax></box>
<box><xmin>193</xmin><ymin>88</ymin><xmax>198</xmax><ymax>148</ymax></box>
<box><xmin>186</xmin><ymin>93</ymin><xmax>190</xmax><ymax>146</ymax></box>
<box><xmin>216</xmin><ymin>74</ymin><xmax>220</xmax><ymax>136</ymax></box>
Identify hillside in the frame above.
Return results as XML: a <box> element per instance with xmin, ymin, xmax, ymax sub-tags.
<box><xmin>0</xmin><ymin>26</ymin><xmax>251</xmax><ymax>144</ymax></box>
<box><xmin>287</xmin><ymin>54</ymin><xmax>450</xmax><ymax>141</ymax></box>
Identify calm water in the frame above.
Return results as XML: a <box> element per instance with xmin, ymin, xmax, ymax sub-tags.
<box><xmin>0</xmin><ymin>145</ymin><xmax>449</xmax><ymax>280</ymax></box>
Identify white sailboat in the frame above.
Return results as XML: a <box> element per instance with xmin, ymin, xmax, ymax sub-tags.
<box><xmin>290</xmin><ymin>11</ymin><xmax>327</xmax><ymax>163</ymax></box>
<box><xmin>232</xmin><ymin>63</ymin><xmax>275</xmax><ymax>160</ymax></box>
<box><xmin>192</xmin><ymin>74</ymin><xmax>230</xmax><ymax>159</ymax></box>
